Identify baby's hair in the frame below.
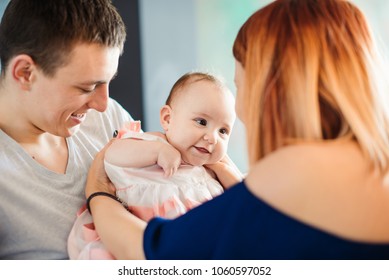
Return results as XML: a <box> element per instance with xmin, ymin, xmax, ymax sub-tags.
<box><xmin>165</xmin><ymin>72</ymin><xmax>226</xmax><ymax>106</ymax></box>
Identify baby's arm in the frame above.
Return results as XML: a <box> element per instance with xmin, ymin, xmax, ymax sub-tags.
<box><xmin>205</xmin><ymin>155</ymin><xmax>244</xmax><ymax>189</ymax></box>
<box><xmin>105</xmin><ymin>132</ymin><xmax>182</xmax><ymax>177</ymax></box>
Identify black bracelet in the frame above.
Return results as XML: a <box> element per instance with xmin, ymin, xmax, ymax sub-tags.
<box><xmin>86</xmin><ymin>192</ymin><xmax>127</xmax><ymax>215</ymax></box>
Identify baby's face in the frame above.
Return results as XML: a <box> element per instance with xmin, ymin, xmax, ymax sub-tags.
<box><xmin>164</xmin><ymin>80</ymin><xmax>236</xmax><ymax>166</ymax></box>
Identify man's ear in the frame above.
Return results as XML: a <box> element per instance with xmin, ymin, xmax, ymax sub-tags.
<box><xmin>11</xmin><ymin>55</ymin><xmax>36</xmax><ymax>91</ymax></box>
<box><xmin>160</xmin><ymin>105</ymin><xmax>172</xmax><ymax>131</ymax></box>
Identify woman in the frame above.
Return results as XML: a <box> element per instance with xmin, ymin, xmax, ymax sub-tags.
<box><xmin>85</xmin><ymin>0</ymin><xmax>389</xmax><ymax>259</ymax></box>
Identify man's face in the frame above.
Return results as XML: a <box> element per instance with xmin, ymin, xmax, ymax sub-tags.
<box><xmin>25</xmin><ymin>43</ymin><xmax>120</xmax><ymax>137</ymax></box>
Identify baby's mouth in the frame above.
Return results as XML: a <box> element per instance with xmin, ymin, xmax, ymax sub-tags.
<box><xmin>195</xmin><ymin>146</ymin><xmax>210</xmax><ymax>154</ymax></box>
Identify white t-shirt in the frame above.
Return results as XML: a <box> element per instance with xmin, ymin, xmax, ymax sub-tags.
<box><xmin>0</xmin><ymin>98</ymin><xmax>132</xmax><ymax>259</ymax></box>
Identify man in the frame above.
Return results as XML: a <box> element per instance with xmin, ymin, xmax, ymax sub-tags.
<box><xmin>0</xmin><ymin>0</ymin><xmax>132</xmax><ymax>259</ymax></box>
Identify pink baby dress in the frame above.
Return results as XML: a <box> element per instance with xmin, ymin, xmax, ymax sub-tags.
<box><xmin>67</xmin><ymin>122</ymin><xmax>223</xmax><ymax>259</ymax></box>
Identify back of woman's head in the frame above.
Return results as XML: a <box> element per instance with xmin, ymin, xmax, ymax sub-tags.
<box><xmin>233</xmin><ymin>0</ymin><xmax>389</xmax><ymax>171</ymax></box>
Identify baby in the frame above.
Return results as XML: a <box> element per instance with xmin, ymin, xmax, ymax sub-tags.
<box><xmin>68</xmin><ymin>72</ymin><xmax>241</xmax><ymax>259</ymax></box>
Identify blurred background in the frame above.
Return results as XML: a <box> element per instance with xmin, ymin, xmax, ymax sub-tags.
<box><xmin>1</xmin><ymin>0</ymin><xmax>388</xmax><ymax>173</ymax></box>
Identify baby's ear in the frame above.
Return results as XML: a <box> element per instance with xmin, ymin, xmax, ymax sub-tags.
<box><xmin>160</xmin><ymin>105</ymin><xmax>172</xmax><ymax>131</ymax></box>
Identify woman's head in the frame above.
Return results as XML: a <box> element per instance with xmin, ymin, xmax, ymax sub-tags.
<box><xmin>233</xmin><ymin>0</ymin><xmax>389</xmax><ymax>170</ymax></box>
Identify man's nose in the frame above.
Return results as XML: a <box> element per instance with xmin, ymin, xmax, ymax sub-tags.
<box><xmin>86</xmin><ymin>84</ymin><xmax>109</xmax><ymax>112</ymax></box>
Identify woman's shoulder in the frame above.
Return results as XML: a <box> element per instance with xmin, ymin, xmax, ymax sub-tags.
<box><xmin>245</xmin><ymin>140</ymin><xmax>389</xmax><ymax>243</ymax></box>
<box><xmin>245</xmin><ymin>142</ymin><xmax>331</xmax><ymax>214</ymax></box>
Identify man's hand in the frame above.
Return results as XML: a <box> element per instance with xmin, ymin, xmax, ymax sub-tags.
<box><xmin>85</xmin><ymin>139</ymin><xmax>116</xmax><ymax>199</ymax></box>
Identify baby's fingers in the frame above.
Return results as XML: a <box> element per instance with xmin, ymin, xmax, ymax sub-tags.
<box><xmin>163</xmin><ymin>166</ymin><xmax>178</xmax><ymax>177</ymax></box>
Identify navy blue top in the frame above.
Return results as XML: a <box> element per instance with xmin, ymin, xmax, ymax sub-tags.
<box><xmin>144</xmin><ymin>181</ymin><xmax>389</xmax><ymax>259</ymax></box>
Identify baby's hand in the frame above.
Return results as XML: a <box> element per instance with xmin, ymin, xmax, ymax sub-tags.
<box><xmin>157</xmin><ymin>144</ymin><xmax>182</xmax><ymax>177</ymax></box>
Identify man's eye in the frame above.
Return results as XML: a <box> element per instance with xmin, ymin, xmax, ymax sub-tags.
<box><xmin>79</xmin><ymin>86</ymin><xmax>97</xmax><ymax>93</ymax></box>
<box><xmin>81</xmin><ymin>88</ymin><xmax>95</xmax><ymax>93</ymax></box>
<box><xmin>83</xmin><ymin>90</ymin><xmax>93</xmax><ymax>93</ymax></box>
<box><xmin>196</xmin><ymin>119</ymin><xmax>207</xmax><ymax>126</ymax></box>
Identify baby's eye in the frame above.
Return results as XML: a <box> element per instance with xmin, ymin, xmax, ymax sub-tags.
<box><xmin>196</xmin><ymin>119</ymin><xmax>207</xmax><ymax>126</ymax></box>
<box><xmin>219</xmin><ymin>128</ymin><xmax>229</xmax><ymax>135</ymax></box>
